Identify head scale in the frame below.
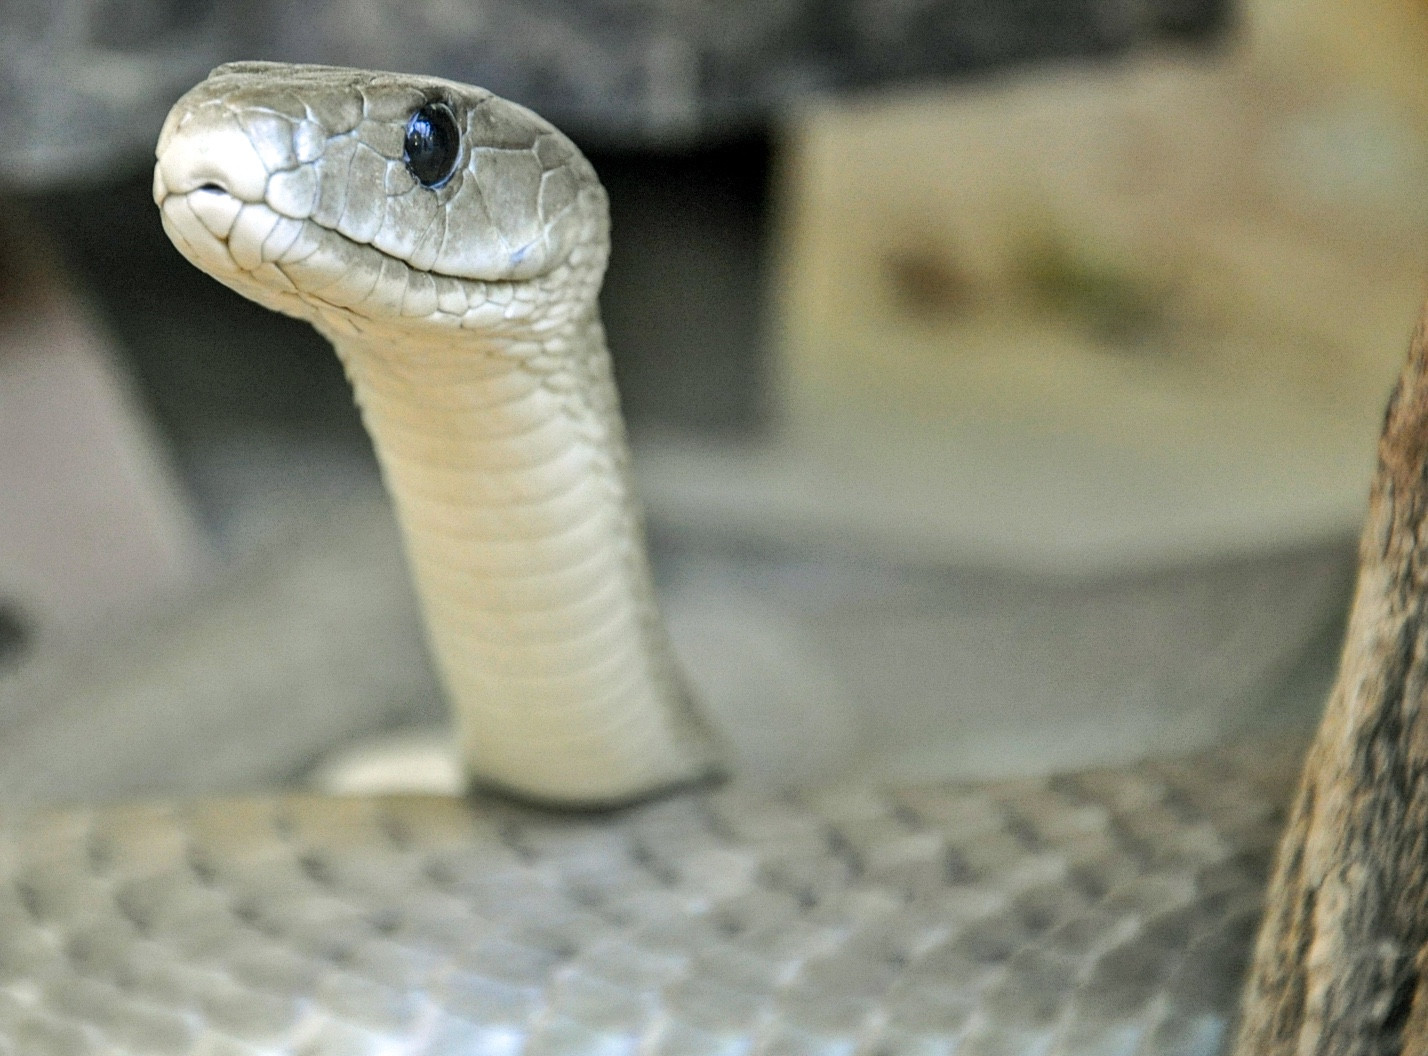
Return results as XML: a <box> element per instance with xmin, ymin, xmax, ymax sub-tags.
<box><xmin>153</xmin><ymin>62</ymin><xmax>609</xmax><ymax>333</ymax></box>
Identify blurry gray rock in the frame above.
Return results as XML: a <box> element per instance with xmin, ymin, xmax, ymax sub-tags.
<box><xmin>1</xmin><ymin>0</ymin><xmax>1229</xmax><ymax>184</ymax></box>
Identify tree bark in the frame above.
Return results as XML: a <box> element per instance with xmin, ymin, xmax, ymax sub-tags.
<box><xmin>1236</xmin><ymin>304</ymin><xmax>1428</xmax><ymax>1055</ymax></box>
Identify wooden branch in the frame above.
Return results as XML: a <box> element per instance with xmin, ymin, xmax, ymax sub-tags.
<box><xmin>1236</xmin><ymin>303</ymin><xmax>1428</xmax><ymax>1054</ymax></box>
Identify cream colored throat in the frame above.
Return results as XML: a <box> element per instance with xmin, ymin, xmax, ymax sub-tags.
<box><xmin>325</xmin><ymin>312</ymin><xmax>716</xmax><ymax>804</ymax></box>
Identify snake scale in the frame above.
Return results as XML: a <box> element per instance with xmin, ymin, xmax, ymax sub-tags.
<box><xmin>1</xmin><ymin>61</ymin><xmax>1413</xmax><ymax>1051</ymax></box>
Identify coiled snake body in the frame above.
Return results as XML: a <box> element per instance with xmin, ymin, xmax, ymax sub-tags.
<box><xmin>1</xmin><ymin>61</ymin><xmax>1408</xmax><ymax>1052</ymax></box>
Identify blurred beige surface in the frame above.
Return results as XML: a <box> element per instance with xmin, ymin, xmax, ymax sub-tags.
<box><xmin>772</xmin><ymin>0</ymin><xmax>1428</xmax><ymax>566</ymax></box>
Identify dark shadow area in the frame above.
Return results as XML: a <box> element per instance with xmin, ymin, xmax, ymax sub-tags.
<box><xmin>0</xmin><ymin>605</ymin><xmax>28</xmax><ymax>668</ymax></box>
<box><xmin>592</xmin><ymin>134</ymin><xmax>773</xmax><ymax>435</ymax></box>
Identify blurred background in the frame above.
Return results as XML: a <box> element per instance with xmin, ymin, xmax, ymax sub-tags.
<box><xmin>0</xmin><ymin>0</ymin><xmax>1421</xmax><ymax>801</ymax></box>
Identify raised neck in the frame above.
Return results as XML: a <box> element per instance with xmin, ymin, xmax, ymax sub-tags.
<box><xmin>325</xmin><ymin>303</ymin><xmax>720</xmax><ymax>805</ymax></box>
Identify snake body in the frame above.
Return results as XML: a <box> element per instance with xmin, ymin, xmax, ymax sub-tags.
<box><xmin>0</xmin><ymin>737</ymin><xmax>1298</xmax><ymax>1053</ymax></box>
<box><xmin>6</xmin><ymin>60</ymin><xmax>1389</xmax><ymax>1050</ymax></box>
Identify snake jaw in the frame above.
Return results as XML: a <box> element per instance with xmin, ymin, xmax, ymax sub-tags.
<box><xmin>155</xmin><ymin>172</ymin><xmax>317</xmax><ymax>325</ymax></box>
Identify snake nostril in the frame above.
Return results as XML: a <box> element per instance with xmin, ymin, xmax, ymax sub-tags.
<box><xmin>197</xmin><ymin>182</ymin><xmax>226</xmax><ymax>194</ymax></box>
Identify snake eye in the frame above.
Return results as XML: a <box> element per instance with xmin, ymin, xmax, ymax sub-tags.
<box><xmin>403</xmin><ymin>102</ymin><xmax>460</xmax><ymax>188</ymax></box>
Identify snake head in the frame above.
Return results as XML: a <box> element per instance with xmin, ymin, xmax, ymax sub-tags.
<box><xmin>154</xmin><ymin>61</ymin><xmax>609</xmax><ymax>335</ymax></box>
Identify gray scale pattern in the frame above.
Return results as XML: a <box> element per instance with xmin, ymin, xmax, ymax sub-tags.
<box><xmin>0</xmin><ymin>737</ymin><xmax>1299</xmax><ymax>1055</ymax></box>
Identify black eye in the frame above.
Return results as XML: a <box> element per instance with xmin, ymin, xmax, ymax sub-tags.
<box><xmin>403</xmin><ymin>102</ymin><xmax>460</xmax><ymax>188</ymax></box>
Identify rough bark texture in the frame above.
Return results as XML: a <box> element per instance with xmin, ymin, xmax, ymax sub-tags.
<box><xmin>1235</xmin><ymin>305</ymin><xmax>1428</xmax><ymax>1055</ymax></box>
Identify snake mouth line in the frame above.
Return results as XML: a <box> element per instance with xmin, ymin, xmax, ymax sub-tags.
<box><xmin>164</xmin><ymin>180</ymin><xmax>545</xmax><ymax>300</ymax></box>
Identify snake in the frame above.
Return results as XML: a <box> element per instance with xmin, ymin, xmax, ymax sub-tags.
<box><xmin>0</xmin><ymin>60</ymin><xmax>1413</xmax><ymax>1052</ymax></box>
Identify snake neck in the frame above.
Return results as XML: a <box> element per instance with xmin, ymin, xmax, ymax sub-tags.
<box><xmin>1236</xmin><ymin>308</ymin><xmax>1428</xmax><ymax>1051</ymax></box>
<box><xmin>323</xmin><ymin>308</ymin><xmax>719</xmax><ymax>806</ymax></box>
